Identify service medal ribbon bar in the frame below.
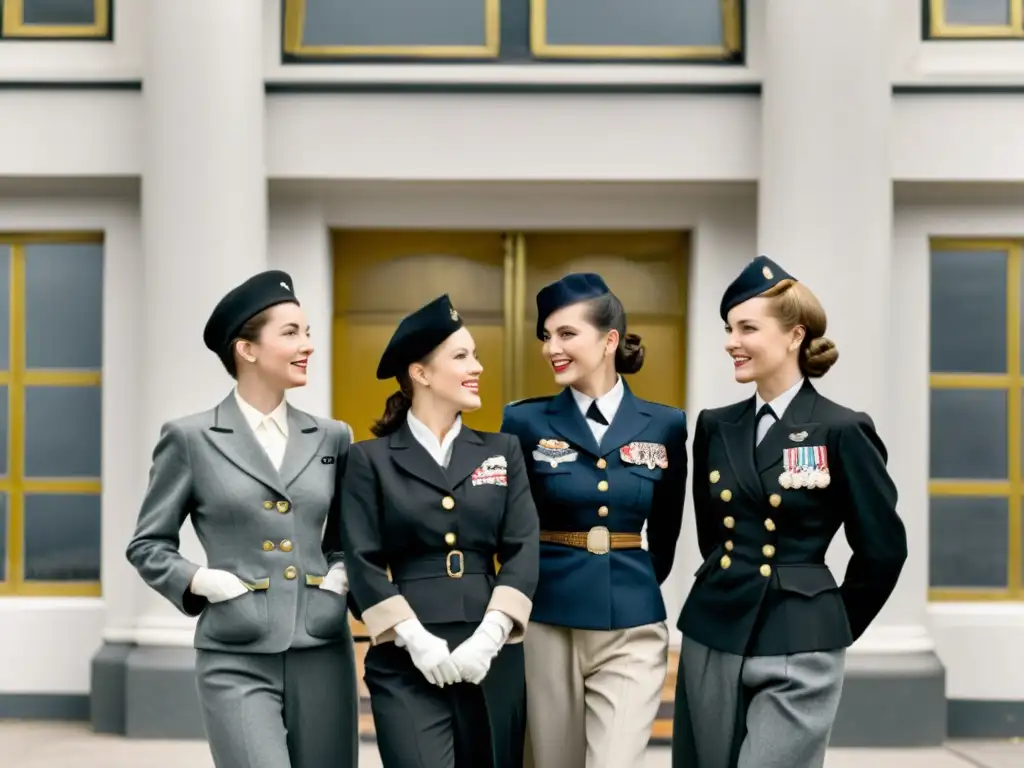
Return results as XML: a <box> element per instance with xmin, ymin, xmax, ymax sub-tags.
<box><xmin>779</xmin><ymin>445</ymin><xmax>830</xmax><ymax>489</ymax></box>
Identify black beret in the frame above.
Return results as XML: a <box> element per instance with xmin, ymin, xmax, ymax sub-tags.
<box><xmin>376</xmin><ymin>294</ymin><xmax>464</xmax><ymax>380</ymax></box>
<box><xmin>535</xmin><ymin>272</ymin><xmax>609</xmax><ymax>340</ymax></box>
<box><xmin>719</xmin><ymin>256</ymin><xmax>796</xmax><ymax>321</ymax></box>
<box><xmin>203</xmin><ymin>270</ymin><xmax>299</xmax><ymax>355</ymax></box>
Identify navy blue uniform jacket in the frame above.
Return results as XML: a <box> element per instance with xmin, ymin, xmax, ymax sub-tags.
<box><xmin>501</xmin><ymin>381</ymin><xmax>688</xmax><ymax>631</ymax></box>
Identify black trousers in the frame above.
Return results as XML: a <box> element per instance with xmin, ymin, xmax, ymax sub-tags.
<box><xmin>363</xmin><ymin>623</ymin><xmax>526</xmax><ymax>768</ymax></box>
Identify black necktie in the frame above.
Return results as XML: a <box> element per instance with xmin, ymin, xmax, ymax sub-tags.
<box><xmin>586</xmin><ymin>402</ymin><xmax>609</xmax><ymax>426</ymax></box>
<box><xmin>757</xmin><ymin>403</ymin><xmax>777</xmax><ymax>423</ymax></box>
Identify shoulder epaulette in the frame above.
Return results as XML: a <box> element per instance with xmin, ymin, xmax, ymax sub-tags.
<box><xmin>505</xmin><ymin>395</ymin><xmax>554</xmax><ymax>408</ymax></box>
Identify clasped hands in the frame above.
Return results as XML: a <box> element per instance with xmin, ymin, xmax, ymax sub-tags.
<box><xmin>394</xmin><ymin>611</ymin><xmax>511</xmax><ymax>687</ymax></box>
<box><xmin>189</xmin><ymin>563</ymin><xmax>349</xmax><ymax>603</ymax></box>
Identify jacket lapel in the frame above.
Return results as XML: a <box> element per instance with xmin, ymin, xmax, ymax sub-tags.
<box><xmin>754</xmin><ymin>380</ymin><xmax>820</xmax><ymax>475</ymax></box>
<box><xmin>447</xmin><ymin>427</ymin><xmax>490</xmax><ymax>489</ymax></box>
<box><xmin>278</xmin><ymin>406</ymin><xmax>328</xmax><ymax>488</ymax></box>
<box><xmin>719</xmin><ymin>398</ymin><xmax>763</xmax><ymax>502</ymax></box>
<box><xmin>389</xmin><ymin>421</ymin><xmax>452</xmax><ymax>495</ymax></box>
<box><xmin>597</xmin><ymin>384</ymin><xmax>652</xmax><ymax>457</ymax></box>
<box><xmin>546</xmin><ymin>388</ymin><xmax>601</xmax><ymax>458</ymax></box>
<box><xmin>202</xmin><ymin>393</ymin><xmax>288</xmax><ymax>498</ymax></box>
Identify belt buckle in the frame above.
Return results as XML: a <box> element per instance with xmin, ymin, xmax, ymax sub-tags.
<box><xmin>446</xmin><ymin>550</ymin><xmax>464</xmax><ymax>578</ymax></box>
<box><xmin>587</xmin><ymin>526</ymin><xmax>610</xmax><ymax>555</ymax></box>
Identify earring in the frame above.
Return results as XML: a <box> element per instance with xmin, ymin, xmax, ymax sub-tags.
<box><xmin>245</xmin><ymin>356</ymin><xmax>256</xmax><ymax>363</ymax></box>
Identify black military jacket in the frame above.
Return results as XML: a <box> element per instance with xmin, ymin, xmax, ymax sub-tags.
<box><xmin>677</xmin><ymin>380</ymin><xmax>907</xmax><ymax>656</ymax></box>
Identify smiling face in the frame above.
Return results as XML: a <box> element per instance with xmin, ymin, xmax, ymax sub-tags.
<box><xmin>541</xmin><ymin>301</ymin><xmax>618</xmax><ymax>388</ymax></box>
<box><xmin>724</xmin><ymin>296</ymin><xmax>804</xmax><ymax>386</ymax></box>
<box><xmin>409</xmin><ymin>326</ymin><xmax>483</xmax><ymax>412</ymax></box>
<box><xmin>234</xmin><ymin>302</ymin><xmax>313</xmax><ymax>390</ymax></box>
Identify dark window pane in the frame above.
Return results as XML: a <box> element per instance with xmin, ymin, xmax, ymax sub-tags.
<box><xmin>0</xmin><ymin>493</ymin><xmax>6</xmax><ymax>582</ymax></box>
<box><xmin>302</xmin><ymin>0</ymin><xmax>487</xmax><ymax>47</ymax></box>
<box><xmin>930</xmin><ymin>388</ymin><xmax>1007</xmax><ymax>479</ymax></box>
<box><xmin>0</xmin><ymin>246</ymin><xmax>8</xmax><ymax>369</ymax></box>
<box><xmin>543</xmin><ymin>0</ymin><xmax>724</xmax><ymax>48</ymax></box>
<box><xmin>22</xmin><ymin>0</ymin><xmax>97</xmax><ymax>25</ymax></box>
<box><xmin>930</xmin><ymin>249</ymin><xmax>1007</xmax><ymax>373</ymax></box>
<box><xmin>929</xmin><ymin>496</ymin><xmax>1008</xmax><ymax>588</ymax></box>
<box><xmin>24</xmin><ymin>386</ymin><xmax>101</xmax><ymax>478</ymax></box>
<box><xmin>24</xmin><ymin>493</ymin><xmax>100</xmax><ymax>581</ymax></box>
<box><xmin>25</xmin><ymin>243</ymin><xmax>103</xmax><ymax>370</ymax></box>
<box><xmin>943</xmin><ymin>0</ymin><xmax>1012</xmax><ymax>26</ymax></box>
<box><xmin>0</xmin><ymin>385</ymin><xmax>7</xmax><ymax>477</ymax></box>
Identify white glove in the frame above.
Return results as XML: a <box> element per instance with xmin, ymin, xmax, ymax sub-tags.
<box><xmin>394</xmin><ymin>618</ymin><xmax>462</xmax><ymax>687</ymax></box>
<box><xmin>319</xmin><ymin>563</ymin><xmax>348</xmax><ymax>596</ymax></box>
<box><xmin>449</xmin><ymin>611</ymin><xmax>513</xmax><ymax>684</ymax></box>
<box><xmin>190</xmin><ymin>567</ymin><xmax>249</xmax><ymax>603</ymax></box>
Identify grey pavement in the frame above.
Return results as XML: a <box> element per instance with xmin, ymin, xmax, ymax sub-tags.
<box><xmin>1</xmin><ymin>721</ymin><xmax>1021</xmax><ymax>767</ymax></box>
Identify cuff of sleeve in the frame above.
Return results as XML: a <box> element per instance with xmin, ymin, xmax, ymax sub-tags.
<box><xmin>362</xmin><ymin>595</ymin><xmax>416</xmax><ymax>644</ymax></box>
<box><xmin>486</xmin><ymin>586</ymin><xmax>533</xmax><ymax>644</ymax></box>
<box><xmin>176</xmin><ymin>561</ymin><xmax>205</xmax><ymax>617</ymax></box>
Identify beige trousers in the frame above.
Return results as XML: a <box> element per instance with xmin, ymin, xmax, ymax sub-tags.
<box><xmin>524</xmin><ymin>620</ymin><xmax>668</xmax><ymax>768</ymax></box>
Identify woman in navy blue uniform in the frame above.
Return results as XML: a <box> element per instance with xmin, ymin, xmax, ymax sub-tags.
<box><xmin>339</xmin><ymin>294</ymin><xmax>540</xmax><ymax>768</ymax></box>
<box><xmin>671</xmin><ymin>256</ymin><xmax>908</xmax><ymax>768</ymax></box>
<box><xmin>500</xmin><ymin>273</ymin><xmax>688</xmax><ymax>768</ymax></box>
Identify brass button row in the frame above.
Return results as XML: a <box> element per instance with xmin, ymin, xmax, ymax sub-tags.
<box><xmin>598</xmin><ymin>480</ymin><xmax>609</xmax><ymax>492</ymax></box>
<box><xmin>720</xmin><ymin>489</ymin><xmax>732</xmax><ymax>502</ymax></box>
<box><xmin>263</xmin><ymin>500</ymin><xmax>291</xmax><ymax>514</ymax></box>
<box><xmin>445</xmin><ymin>532</ymin><xmax>456</xmax><ymax>546</ymax></box>
<box><xmin>724</xmin><ymin>516</ymin><xmax>735</xmax><ymax>529</ymax></box>
<box><xmin>442</xmin><ymin>496</ymin><xmax>455</xmax><ymax>510</ymax></box>
<box><xmin>598</xmin><ymin>505</ymin><xmax>609</xmax><ymax>518</ymax></box>
<box><xmin>284</xmin><ymin>565</ymin><xmax>298</xmax><ymax>580</ymax></box>
<box><xmin>710</xmin><ymin>470</ymin><xmax>720</xmax><ymax>483</ymax></box>
<box><xmin>261</xmin><ymin>539</ymin><xmax>294</xmax><ymax>552</ymax></box>
<box><xmin>597</xmin><ymin>458</ymin><xmax>607</xmax><ymax>470</ymax></box>
<box><xmin>720</xmin><ymin>558</ymin><xmax>773</xmax><ymax>577</ymax></box>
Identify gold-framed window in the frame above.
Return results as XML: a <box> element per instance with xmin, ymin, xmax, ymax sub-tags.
<box><xmin>929</xmin><ymin>239</ymin><xmax>1023</xmax><ymax>601</ymax></box>
<box><xmin>0</xmin><ymin>233</ymin><xmax>103</xmax><ymax>597</ymax></box>
<box><xmin>927</xmin><ymin>0</ymin><xmax>1024</xmax><ymax>39</ymax></box>
<box><xmin>1</xmin><ymin>0</ymin><xmax>111</xmax><ymax>40</ymax></box>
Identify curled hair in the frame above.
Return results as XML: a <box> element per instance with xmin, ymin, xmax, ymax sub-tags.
<box><xmin>217</xmin><ymin>308</ymin><xmax>274</xmax><ymax>379</ymax></box>
<box><xmin>760</xmin><ymin>279</ymin><xmax>838</xmax><ymax>378</ymax></box>
<box><xmin>583</xmin><ymin>292</ymin><xmax>645</xmax><ymax>375</ymax></box>
<box><xmin>371</xmin><ymin>374</ymin><xmax>413</xmax><ymax>438</ymax></box>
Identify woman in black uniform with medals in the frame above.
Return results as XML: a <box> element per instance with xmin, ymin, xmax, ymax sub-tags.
<box><xmin>672</xmin><ymin>256</ymin><xmax>908</xmax><ymax>768</ymax></box>
<box><xmin>339</xmin><ymin>294</ymin><xmax>540</xmax><ymax>768</ymax></box>
<box><xmin>501</xmin><ymin>273</ymin><xmax>689</xmax><ymax>768</ymax></box>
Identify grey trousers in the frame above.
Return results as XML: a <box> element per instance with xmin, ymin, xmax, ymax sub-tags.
<box><xmin>672</xmin><ymin>636</ymin><xmax>845</xmax><ymax>768</ymax></box>
<box><xmin>195</xmin><ymin>641</ymin><xmax>359</xmax><ymax>768</ymax></box>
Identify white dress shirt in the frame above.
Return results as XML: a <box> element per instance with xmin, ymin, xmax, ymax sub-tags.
<box><xmin>571</xmin><ymin>375</ymin><xmax>625</xmax><ymax>443</ymax></box>
<box><xmin>406</xmin><ymin>410</ymin><xmax>462</xmax><ymax>468</ymax></box>
<box><xmin>233</xmin><ymin>389</ymin><xmax>289</xmax><ymax>471</ymax></box>
<box><xmin>754</xmin><ymin>377</ymin><xmax>805</xmax><ymax>446</ymax></box>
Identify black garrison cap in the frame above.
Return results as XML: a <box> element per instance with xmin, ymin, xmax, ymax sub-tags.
<box><xmin>719</xmin><ymin>256</ymin><xmax>796</xmax><ymax>321</ymax></box>
<box><xmin>203</xmin><ymin>270</ymin><xmax>299</xmax><ymax>355</ymax></box>
<box><xmin>376</xmin><ymin>294</ymin><xmax>464</xmax><ymax>380</ymax></box>
<box><xmin>535</xmin><ymin>272</ymin><xmax>610</xmax><ymax>340</ymax></box>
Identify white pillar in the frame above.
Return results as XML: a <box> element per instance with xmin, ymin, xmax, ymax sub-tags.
<box><xmin>135</xmin><ymin>0</ymin><xmax>267</xmax><ymax>645</ymax></box>
<box><xmin>757</xmin><ymin>1</ymin><xmax>942</xmax><ymax>746</ymax></box>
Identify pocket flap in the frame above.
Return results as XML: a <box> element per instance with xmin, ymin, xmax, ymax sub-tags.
<box><xmin>627</xmin><ymin>465</ymin><xmax>663</xmax><ymax>482</ymax></box>
<box><xmin>531</xmin><ymin>460</ymin><xmax>574</xmax><ymax>475</ymax></box>
<box><xmin>775</xmin><ymin>565</ymin><xmax>837</xmax><ymax>597</ymax></box>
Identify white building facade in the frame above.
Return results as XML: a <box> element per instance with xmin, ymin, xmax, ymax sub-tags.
<box><xmin>0</xmin><ymin>0</ymin><xmax>1021</xmax><ymax>745</ymax></box>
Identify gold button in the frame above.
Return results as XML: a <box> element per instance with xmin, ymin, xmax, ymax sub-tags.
<box><xmin>263</xmin><ymin>501</ymin><xmax>274</xmax><ymax>510</ymax></box>
<box><xmin>720</xmin><ymin>555</ymin><xmax>732</xmax><ymax>569</ymax></box>
<box><xmin>597</xmin><ymin>458</ymin><xmax>607</xmax><ymax>469</ymax></box>
<box><xmin>710</xmin><ymin>470</ymin><xmax>720</xmax><ymax>484</ymax></box>
<box><xmin>262</xmin><ymin>541</ymin><xmax>274</xmax><ymax>551</ymax></box>
<box><xmin>442</xmin><ymin>496</ymin><xmax>455</xmax><ymax>510</ymax></box>
<box><xmin>276</xmin><ymin>501</ymin><xmax>290</xmax><ymax>514</ymax></box>
<box><xmin>598</xmin><ymin>480</ymin><xmax>609</xmax><ymax>492</ymax></box>
<box><xmin>280</xmin><ymin>540</ymin><xmax>293</xmax><ymax>552</ymax></box>
<box><xmin>284</xmin><ymin>566</ymin><xmax>298</xmax><ymax>580</ymax></box>
<box><xmin>444</xmin><ymin>532</ymin><xmax>456</xmax><ymax>546</ymax></box>
<box><xmin>762</xmin><ymin>544</ymin><xmax>775</xmax><ymax>558</ymax></box>
<box><xmin>598</xmin><ymin>506</ymin><xmax>609</xmax><ymax>517</ymax></box>
<box><xmin>725</xmin><ymin>540</ymin><xmax>734</xmax><ymax>551</ymax></box>
<box><xmin>724</xmin><ymin>516</ymin><xmax>735</xmax><ymax>529</ymax></box>
<box><xmin>760</xmin><ymin>564</ymin><xmax>772</xmax><ymax>578</ymax></box>
<box><xmin>765</xmin><ymin>518</ymin><xmax>776</xmax><ymax>532</ymax></box>
<box><xmin>769</xmin><ymin>494</ymin><xmax>781</xmax><ymax>508</ymax></box>
<box><xmin>720</xmin><ymin>489</ymin><xmax>732</xmax><ymax>502</ymax></box>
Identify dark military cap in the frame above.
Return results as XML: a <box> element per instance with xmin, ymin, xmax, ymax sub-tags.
<box><xmin>203</xmin><ymin>270</ymin><xmax>299</xmax><ymax>355</ymax></box>
<box><xmin>376</xmin><ymin>294</ymin><xmax>464</xmax><ymax>380</ymax></box>
<box><xmin>719</xmin><ymin>256</ymin><xmax>796</xmax><ymax>321</ymax></box>
<box><xmin>535</xmin><ymin>272</ymin><xmax>610</xmax><ymax>340</ymax></box>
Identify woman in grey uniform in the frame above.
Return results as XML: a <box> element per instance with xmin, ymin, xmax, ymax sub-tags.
<box><xmin>339</xmin><ymin>293</ymin><xmax>540</xmax><ymax>768</ymax></box>
<box><xmin>126</xmin><ymin>270</ymin><xmax>359</xmax><ymax>768</ymax></box>
<box><xmin>672</xmin><ymin>256</ymin><xmax>908</xmax><ymax>768</ymax></box>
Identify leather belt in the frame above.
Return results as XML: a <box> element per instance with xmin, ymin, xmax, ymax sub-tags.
<box><xmin>389</xmin><ymin>550</ymin><xmax>494</xmax><ymax>581</ymax></box>
<box><xmin>539</xmin><ymin>526</ymin><xmax>643</xmax><ymax>555</ymax></box>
